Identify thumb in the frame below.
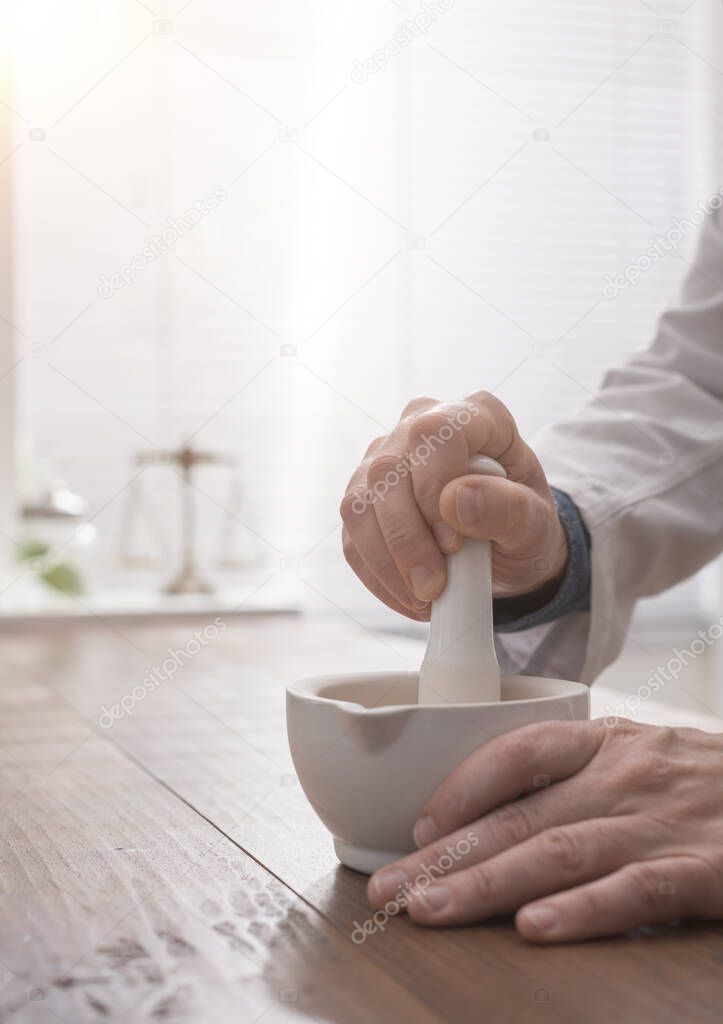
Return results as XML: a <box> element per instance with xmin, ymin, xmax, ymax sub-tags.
<box><xmin>439</xmin><ymin>474</ymin><xmax>549</xmax><ymax>550</ymax></box>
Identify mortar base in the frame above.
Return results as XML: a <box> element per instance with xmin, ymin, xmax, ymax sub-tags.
<box><xmin>333</xmin><ymin>839</ymin><xmax>411</xmax><ymax>875</ymax></box>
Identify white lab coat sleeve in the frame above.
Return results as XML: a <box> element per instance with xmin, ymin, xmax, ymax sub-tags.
<box><xmin>496</xmin><ymin>205</ymin><xmax>723</xmax><ymax>685</ymax></box>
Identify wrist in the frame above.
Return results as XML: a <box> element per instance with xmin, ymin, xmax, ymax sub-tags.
<box><xmin>495</xmin><ymin>569</ymin><xmax>565</xmax><ymax>621</ymax></box>
<box><xmin>546</xmin><ymin>514</ymin><xmax>570</xmax><ymax>587</ymax></box>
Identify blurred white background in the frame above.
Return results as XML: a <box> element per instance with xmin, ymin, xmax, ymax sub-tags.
<box><xmin>0</xmin><ymin>0</ymin><xmax>721</xmax><ymax>641</ymax></box>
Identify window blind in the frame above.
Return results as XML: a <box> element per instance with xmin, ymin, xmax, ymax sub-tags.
<box><xmin>3</xmin><ymin>0</ymin><xmax>721</xmax><ymax>630</ymax></box>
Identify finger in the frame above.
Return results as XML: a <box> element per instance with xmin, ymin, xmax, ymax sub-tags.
<box><xmin>342</xmin><ymin>529</ymin><xmax>429</xmax><ymax>621</ymax></box>
<box><xmin>369</xmin><ymin>773</ymin><xmax>611</xmax><ymax>908</ymax></box>
<box><xmin>406</xmin><ymin>405</ymin><xmax>471</xmax><ymax>554</ymax></box>
<box><xmin>406</xmin><ymin>817</ymin><xmax>648</xmax><ymax>926</ymax></box>
<box><xmin>413</xmin><ymin>720</ymin><xmax>602</xmax><ymax>845</ymax></box>
<box><xmin>421</xmin><ymin>391</ymin><xmax>540</xmax><ymax>487</ymax></box>
<box><xmin>406</xmin><ymin>393</ymin><xmax>543</xmax><ymax>554</ymax></box>
<box><xmin>340</xmin><ymin>406</ymin><xmax>439</xmax><ymax>610</ymax></box>
<box><xmin>340</xmin><ymin>487</ymin><xmax>426</xmax><ymax>613</ymax></box>
<box><xmin>367</xmin><ymin>450</ymin><xmax>447</xmax><ymax>603</ymax></box>
<box><xmin>516</xmin><ymin>855</ymin><xmax>714</xmax><ymax>943</ymax></box>
<box><xmin>439</xmin><ymin>474</ymin><xmax>553</xmax><ymax>552</ymax></box>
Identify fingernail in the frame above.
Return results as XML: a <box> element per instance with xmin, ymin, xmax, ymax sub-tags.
<box><xmin>432</xmin><ymin>521</ymin><xmax>458</xmax><ymax>551</ymax></box>
<box><xmin>409</xmin><ymin>565</ymin><xmax>442</xmax><ymax>601</ymax></box>
<box><xmin>419</xmin><ymin>885</ymin><xmax>450</xmax><ymax>913</ymax></box>
<box><xmin>413</xmin><ymin>815</ymin><xmax>439</xmax><ymax>847</ymax></box>
<box><xmin>523</xmin><ymin>904</ymin><xmax>560</xmax><ymax>935</ymax></box>
<box><xmin>456</xmin><ymin>485</ymin><xmax>481</xmax><ymax>526</ymax></box>
<box><xmin>370</xmin><ymin>867</ymin><xmax>408</xmax><ymax>904</ymax></box>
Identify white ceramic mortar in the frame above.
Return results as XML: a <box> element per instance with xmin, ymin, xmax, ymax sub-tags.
<box><xmin>287</xmin><ymin>456</ymin><xmax>589</xmax><ymax>873</ymax></box>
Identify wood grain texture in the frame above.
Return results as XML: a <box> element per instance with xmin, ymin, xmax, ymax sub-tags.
<box><xmin>0</xmin><ymin>644</ymin><xmax>441</xmax><ymax>1024</ymax></box>
<box><xmin>4</xmin><ymin>614</ymin><xmax>723</xmax><ymax>1024</ymax></box>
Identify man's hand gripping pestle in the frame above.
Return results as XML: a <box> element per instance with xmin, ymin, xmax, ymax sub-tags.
<box><xmin>418</xmin><ymin>454</ymin><xmax>507</xmax><ymax>705</ymax></box>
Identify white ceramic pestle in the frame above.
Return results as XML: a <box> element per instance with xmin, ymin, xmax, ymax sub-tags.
<box><xmin>418</xmin><ymin>454</ymin><xmax>507</xmax><ymax>705</ymax></box>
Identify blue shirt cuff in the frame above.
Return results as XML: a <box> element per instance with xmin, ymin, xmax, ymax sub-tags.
<box><xmin>493</xmin><ymin>488</ymin><xmax>591</xmax><ymax>634</ymax></box>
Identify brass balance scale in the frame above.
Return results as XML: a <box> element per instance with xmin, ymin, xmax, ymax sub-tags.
<box><xmin>119</xmin><ymin>445</ymin><xmax>261</xmax><ymax>595</ymax></box>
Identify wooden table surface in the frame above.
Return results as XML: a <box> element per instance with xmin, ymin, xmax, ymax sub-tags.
<box><xmin>2</xmin><ymin>613</ymin><xmax>723</xmax><ymax>1024</ymax></box>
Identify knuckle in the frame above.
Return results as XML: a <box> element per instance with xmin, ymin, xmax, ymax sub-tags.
<box><xmin>341</xmin><ymin>529</ymin><xmax>399</xmax><ymax>589</ymax></box>
<box><xmin>402</xmin><ymin>395</ymin><xmax>438</xmax><ymax>417</ymax></box>
<box><xmin>378</xmin><ymin>517</ymin><xmax>416</xmax><ymax>553</ymax></box>
<box><xmin>634</xmin><ymin>751</ymin><xmax>672</xmax><ymax>788</ymax></box>
<box><xmin>340</xmin><ymin>490</ymin><xmax>368</xmax><ymax>523</ymax></box>
<box><xmin>367</xmin><ymin>453</ymin><xmax>406</xmax><ymax>488</ymax></box>
<box><xmin>497</xmin><ymin>725</ymin><xmax>538</xmax><ymax>770</ymax></box>
<box><xmin>369</xmin><ymin>547</ymin><xmax>400</xmax><ymax>584</ymax></box>
<box><xmin>465</xmin><ymin>389</ymin><xmax>495</xmax><ymax>409</ymax></box>
<box><xmin>466</xmin><ymin>390</ymin><xmax>515</xmax><ymax>428</ymax></box>
<box><xmin>425</xmin><ymin>837</ymin><xmax>463</xmax><ymax>873</ymax></box>
<box><xmin>489</xmin><ymin>800</ymin><xmax>535</xmax><ymax>847</ymax></box>
<box><xmin>490</xmin><ymin>394</ymin><xmax>517</xmax><ymax>432</ymax></box>
<box><xmin>539</xmin><ymin>828</ymin><xmax>584</xmax><ymax>874</ymax></box>
<box><xmin>597</xmin><ymin>714</ymin><xmax>623</xmax><ymax>733</ymax></box>
<box><xmin>407</xmin><ymin>410</ymin><xmax>452</xmax><ymax>446</ymax></box>
<box><xmin>654</xmin><ymin>725</ymin><xmax>677</xmax><ymax>750</ymax></box>
<box><xmin>612</xmin><ymin>749</ymin><xmax>671</xmax><ymax>792</ymax></box>
<box><xmin>625</xmin><ymin>862</ymin><xmax>666</xmax><ymax>912</ymax></box>
<box><xmin>601</xmin><ymin>717</ymin><xmax>642</xmax><ymax>740</ymax></box>
<box><xmin>467</xmin><ymin>863</ymin><xmax>497</xmax><ymax>904</ymax></box>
